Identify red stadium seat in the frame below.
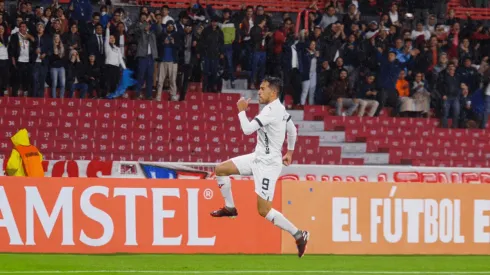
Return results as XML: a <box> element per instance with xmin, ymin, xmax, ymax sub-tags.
<box><xmin>113</xmin><ymin>131</ymin><xmax>132</xmax><ymax>143</ymax></box>
<box><xmin>59</xmin><ymin>118</ymin><xmax>78</xmax><ymax>130</ymax></box>
<box><xmin>118</xmin><ymin>100</ymin><xmax>134</xmax><ymax>111</ymax></box>
<box><xmin>169</xmin><ymin>152</ymin><xmax>190</xmax><ymax>162</ymax></box>
<box><xmin>24</xmin><ymin>97</ymin><xmax>46</xmax><ymax>109</ymax></box>
<box><xmin>207</xmin><ymin>132</ymin><xmax>224</xmax><ymax>146</ymax></box>
<box><xmin>112</xmin><ymin>153</ymin><xmax>131</xmax><ymax>161</ymax></box>
<box><xmin>134</xmin><ymin>120</ymin><xmax>152</xmax><ymax>132</ymax></box>
<box><xmin>219</xmin><ymin>93</ymin><xmax>241</xmax><ymax>103</ymax></box>
<box><xmin>243</xmin><ymin>135</ymin><xmax>256</xmax><ymax>147</ymax></box>
<box><xmin>92</xmin><ymin>153</ymin><xmax>111</xmax><ymax>162</ymax></box>
<box><xmin>205</xmin><ymin>101</ymin><xmax>221</xmax><ymax>113</ymax></box>
<box><xmin>51</xmin><ymin>152</ymin><xmax>74</xmax><ymax>161</ymax></box>
<box><xmin>25</xmin><ymin>108</ymin><xmax>42</xmax><ymax>118</ymax></box>
<box><xmin>34</xmin><ymin>140</ymin><xmax>55</xmax><ymax>151</ymax></box>
<box><xmin>187</xmin><ymin>82</ymin><xmax>202</xmax><ymax>93</ymax></box>
<box><xmin>168</xmin><ymin>102</ymin><xmax>187</xmax><ymax>112</ymax></box>
<box><xmin>0</xmin><ymin>139</ymin><xmax>10</xmax><ymax>151</ymax></box>
<box><xmin>187</xmin><ymin>93</ymin><xmax>203</xmax><ymax>101</ymax></box>
<box><xmin>227</xmin><ymin>144</ymin><xmax>248</xmax><ymax>156</ymax></box>
<box><xmin>94</xmin><ymin>140</ymin><xmax>114</xmax><ymax>153</ymax></box>
<box><xmin>134</xmin><ymin>142</ymin><xmax>152</xmax><ymax>154</ymax></box>
<box><xmin>1</xmin><ymin>115</ymin><xmax>22</xmax><ymax>131</ymax></box>
<box><xmin>59</xmin><ymin>107</ymin><xmax>79</xmax><ymax>119</ymax></box>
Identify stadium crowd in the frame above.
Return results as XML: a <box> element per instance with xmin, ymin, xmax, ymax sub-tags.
<box><xmin>0</xmin><ymin>0</ymin><xmax>490</xmax><ymax>128</ymax></box>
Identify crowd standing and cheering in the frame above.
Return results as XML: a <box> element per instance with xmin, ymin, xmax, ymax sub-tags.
<box><xmin>1</xmin><ymin>0</ymin><xmax>490</xmax><ymax>128</ymax></box>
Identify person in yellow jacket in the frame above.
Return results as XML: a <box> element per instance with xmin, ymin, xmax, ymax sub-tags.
<box><xmin>5</xmin><ymin>129</ymin><xmax>44</xmax><ymax>177</ymax></box>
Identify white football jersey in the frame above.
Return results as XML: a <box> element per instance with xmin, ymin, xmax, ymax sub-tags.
<box><xmin>253</xmin><ymin>99</ymin><xmax>291</xmax><ymax>164</ymax></box>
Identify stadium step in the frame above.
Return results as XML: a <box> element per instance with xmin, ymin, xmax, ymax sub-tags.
<box><xmin>340</xmin><ymin>152</ymin><xmax>390</xmax><ymax>165</ymax></box>
<box><xmin>320</xmin><ymin>142</ymin><xmax>367</xmax><ymax>154</ymax></box>
<box><xmin>296</xmin><ymin>121</ymin><xmax>325</xmax><ymax>133</ymax></box>
<box><xmin>298</xmin><ymin>131</ymin><xmax>346</xmax><ymax>143</ymax></box>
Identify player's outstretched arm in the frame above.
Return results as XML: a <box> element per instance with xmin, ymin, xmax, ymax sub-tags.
<box><xmin>283</xmin><ymin>116</ymin><xmax>297</xmax><ymax>166</ymax></box>
<box><xmin>237</xmin><ymin>97</ymin><xmax>261</xmax><ymax>135</ymax></box>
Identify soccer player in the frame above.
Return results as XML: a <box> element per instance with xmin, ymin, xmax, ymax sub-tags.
<box><xmin>210</xmin><ymin>76</ymin><xmax>309</xmax><ymax>258</ymax></box>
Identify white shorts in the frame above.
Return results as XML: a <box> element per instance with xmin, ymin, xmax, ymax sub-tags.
<box><xmin>231</xmin><ymin>153</ymin><xmax>282</xmax><ymax>201</ymax></box>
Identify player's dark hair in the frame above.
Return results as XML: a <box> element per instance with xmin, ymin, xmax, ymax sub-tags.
<box><xmin>263</xmin><ymin>76</ymin><xmax>282</xmax><ymax>95</ymax></box>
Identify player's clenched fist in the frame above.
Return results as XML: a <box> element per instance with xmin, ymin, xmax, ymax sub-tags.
<box><xmin>282</xmin><ymin>151</ymin><xmax>293</xmax><ymax>166</ymax></box>
<box><xmin>237</xmin><ymin>97</ymin><xmax>251</xmax><ymax>112</ymax></box>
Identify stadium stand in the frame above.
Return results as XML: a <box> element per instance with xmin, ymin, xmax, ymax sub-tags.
<box><xmin>1</xmin><ymin>83</ymin><xmax>490</xmax><ymax>168</ymax></box>
<box><xmin>1</xmin><ymin>0</ymin><xmax>489</xmax><ymax>169</ymax></box>
<box><xmin>449</xmin><ymin>0</ymin><xmax>490</xmax><ymax>20</ymax></box>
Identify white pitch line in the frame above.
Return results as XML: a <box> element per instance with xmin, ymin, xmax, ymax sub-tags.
<box><xmin>0</xmin><ymin>271</ymin><xmax>490</xmax><ymax>274</ymax></box>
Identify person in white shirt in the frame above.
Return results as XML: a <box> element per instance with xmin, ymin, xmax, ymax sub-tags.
<box><xmin>103</xmin><ymin>24</ymin><xmax>126</xmax><ymax>96</ymax></box>
<box><xmin>209</xmin><ymin>76</ymin><xmax>309</xmax><ymax>258</ymax></box>
<box><xmin>161</xmin><ymin>5</ymin><xmax>174</xmax><ymax>25</ymax></box>
<box><xmin>411</xmin><ymin>21</ymin><xmax>431</xmax><ymax>41</ymax></box>
<box><xmin>9</xmin><ymin>22</ymin><xmax>34</xmax><ymax>97</ymax></box>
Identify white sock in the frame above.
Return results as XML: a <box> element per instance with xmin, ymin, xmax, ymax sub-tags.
<box><xmin>265</xmin><ymin>208</ymin><xmax>299</xmax><ymax>237</ymax></box>
<box><xmin>217</xmin><ymin>176</ymin><xmax>235</xmax><ymax>208</ymax></box>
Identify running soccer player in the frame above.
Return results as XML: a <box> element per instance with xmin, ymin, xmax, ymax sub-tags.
<box><xmin>210</xmin><ymin>76</ymin><xmax>309</xmax><ymax>258</ymax></box>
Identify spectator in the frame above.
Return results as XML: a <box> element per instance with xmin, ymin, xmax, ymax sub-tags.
<box><xmin>459</xmin><ymin>83</ymin><xmax>475</xmax><ymax>127</ymax></box>
<box><xmin>32</xmin><ymin>22</ymin><xmax>51</xmax><ymax>98</ymax></box>
<box><xmin>9</xmin><ymin>22</ymin><xmax>34</xmax><ymax>97</ymax></box>
<box><xmin>0</xmin><ymin>24</ymin><xmax>8</xmax><ymax>96</ymax></box>
<box><xmin>50</xmin><ymin>33</ymin><xmax>66</xmax><ymax>98</ymax></box>
<box><xmin>63</xmin><ymin>23</ymin><xmax>82</xmax><ymax>55</ymax></box>
<box><xmin>99</xmin><ymin>5</ymin><xmax>111</xmax><ymax>28</ymax></box>
<box><xmin>67</xmin><ymin>50</ymin><xmax>88</xmax><ymax>98</ymax></box>
<box><xmin>388</xmin><ymin>3</ymin><xmax>402</xmax><ymax>27</ymax></box>
<box><xmin>133</xmin><ymin>20</ymin><xmax>159</xmax><ymax>100</ymax></box>
<box><xmin>84</xmin><ymin>12</ymin><xmax>101</xmax><ymax>38</ymax></box>
<box><xmin>87</xmin><ymin>24</ymin><xmax>105</xmax><ymax>65</ymax></box>
<box><xmin>411</xmin><ymin>72</ymin><xmax>431</xmax><ymax>115</ymax></box>
<box><xmin>272</xmin><ymin>18</ymin><xmax>293</xmax><ymax>78</ymax></box>
<box><xmin>342</xmin><ymin>4</ymin><xmax>361</xmax><ymax>30</ymax></box>
<box><xmin>255</xmin><ymin>5</ymin><xmax>272</xmax><ymax>31</ymax></box>
<box><xmin>198</xmin><ymin>16</ymin><xmax>224</xmax><ymax>93</ymax></box>
<box><xmin>175</xmin><ymin>12</ymin><xmax>190</xmax><ymax>34</ymax></box>
<box><xmin>432</xmin><ymin>52</ymin><xmax>449</xmax><ymax>89</ymax></box>
<box><xmin>87</xmin><ymin>53</ymin><xmax>101</xmax><ymax>99</ymax></box>
<box><xmin>397</xmin><ymin>71</ymin><xmax>431</xmax><ymax>116</ymax></box>
<box><xmin>156</xmin><ymin>21</ymin><xmax>179</xmax><ymax>101</ymax></box>
<box><xmin>219</xmin><ymin>8</ymin><xmax>237</xmax><ymax>87</ymax></box>
<box><xmin>480</xmin><ymin>81</ymin><xmax>490</xmax><ymax>128</ymax></box>
<box><xmin>283</xmin><ymin>34</ymin><xmax>302</xmax><ymax>106</ymax></box>
<box><xmin>103</xmin><ymin>23</ymin><xmax>126</xmax><ymax>97</ymax></box>
<box><xmin>376</xmin><ymin>47</ymin><xmax>419</xmax><ymax>116</ymax></box>
<box><xmin>441</xmin><ymin>65</ymin><xmax>462</xmax><ymax>128</ymax></box>
<box><xmin>161</xmin><ymin>5</ymin><xmax>174</xmax><ymax>25</ymax></box>
<box><xmin>315</xmin><ymin>60</ymin><xmax>332</xmax><ymax>105</ymax></box>
<box><xmin>356</xmin><ymin>73</ymin><xmax>380</xmax><ymax>117</ymax></box>
<box><xmin>300</xmin><ymin>40</ymin><xmax>319</xmax><ymax>106</ymax></box>
<box><xmin>425</xmin><ymin>15</ymin><xmax>438</xmax><ymax>34</ymax></box>
<box><xmin>396</xmin><ymin>70</ymin><xmax>410</xmax><ymax>115</ymax></box>
<box><xmin>114</xmin><ymin>22</ymin><xmax>127</xmax><ymax>58</ymax></box>
<box><xmin>318</xmin><ymin>6</ymin><xmax>338</xmax><ymax>29</ymax></box>
<box><xmin>411</xmin><ymin>21</ymin><xmax>430</xmax><ymax>41</ymax></box>
<box><xmin>178</xmin><ymin>23</ymin><xmax>197</xmax><ymax>101</ymax></box>
<box><xmin>458</xmin><ymin>57</ymin><xmax>480</xmax><ymax>92</ymax></box>
<box><xmin>327</xmin><ymin>69</ymin><xmax>359</xmax><ymax>116</ymax></box>
<box><xmin>458</xmin><ymin>38</ymin><xmax>474</xmax><ymax>64</ymax></box>
<box><xmin>250</xmin><ymin>17</ymin><xmax>270</xmax><ymax>89</ymax></box>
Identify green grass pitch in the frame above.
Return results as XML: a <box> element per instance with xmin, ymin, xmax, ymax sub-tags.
<box><xmin>0</xmin><ymin>254</ymin><xmax>489</xmax><ymax>275</ymax></box>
